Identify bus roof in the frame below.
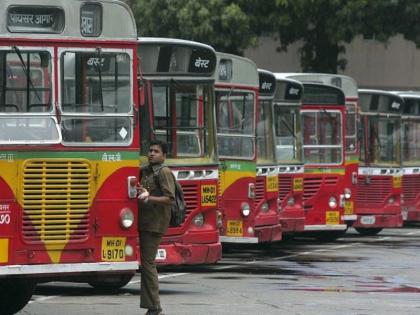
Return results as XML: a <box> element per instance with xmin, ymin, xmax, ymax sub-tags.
<box><xmin>273</xmin><ymin>74</ymin><xmax>303</xmax><ymax>104</ymax></box>
<box><xmin>258</xmin><ymin>69</ymin><xmax>276</xmax><ymax>98</ymax></box>
<box><xmin>214</xmin><ymin>52</ymin><xmax>259</xmax><ymax>88</ymax></box>
<box><xmin>137</xmin><ymin>37</ymin><xmax>216</xmax><ymax>78</ymax></box>
<box><xmin>0</xmin><ymin>0</ymin><xmax>137</xmax><ymax>40</ymax></box>
<box><xmin>392</xmin><ymin>91</ymin><xmax>420</xmax><ymax>116</ymax></box>
<box><xmin>302</xmin><ymin>83</ymin><xmax>345</xmax><ymax>106</ymax></box>
<box><xmin>358</xmin><ymin>89</ymin><xmax>403</xmax><ymax>115</ymax></box>
<box><xmin>278</xmin><ymin>73</ymin><xmax>358</xmax><ymax>98</ymax></box>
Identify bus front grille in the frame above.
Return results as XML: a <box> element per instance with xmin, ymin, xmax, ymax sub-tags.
<box><xmin>255</xmin><ymin>177</ymin><xmax>265</xmax><ymax>204</ymax></box>
<box><xmin>278</xmin><ymin>175</ymin><xmax>292</xmax><ymax>202</ymax></box>
<box><xmin>402</xmin><ymin>175</ymin><xmax>420</xmax><ymax>203</ymax></box>
<box><xmin>356</xmin><ymin>176</ymin><xmax>392</xmax><ymax>206</ymax></box>
<box><xmin>303</xmin><ymin>177</ymin><xmax>322</xmax><ymax>200</ymax></box>
<box><xmin>21</xmin><ymin>160</ymin><xmax>91</xmax><ymax>244</ymax></box>
<box><xmin>181</xmin><ymin>183</ymin><xmax>199</xmax><ymax>220</ymax></box>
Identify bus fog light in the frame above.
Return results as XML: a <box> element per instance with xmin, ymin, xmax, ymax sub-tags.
<box><xmin>193</xmin><ymin>213</ymin><xmax>204</xmax><ymax>227</ymax></box>
<box><xmin>388</xmin><ymin>197</ymin><xmax>395</xmax><ymax>204</ymax></box>
<box><xmin>328</xmin><ymin>197</ymin><xmax>337</xmax><ymax>208</ymax></box>
<box><xmin>344</xmin><ymin>188</ymin><xmax>352</xmax><ymax>199</ymax></box>
<box><xmin>287</xmin><ymin>197</ymin><xmax>295</xmax><ymax>206</ymax></box>
<box><xmin>247</xmin><ymin>227</ymin><xmax>254</xmax><ymax>235</ymax></box>
<box><xmin>261</xmin><ymin>202</ymin><xmax>269</xmax><ymax>213</ymax></box>
<box><xmin>241</xmin><ymin>203</ymin><xmax>251</xmax><ymax>217</ymax></box>
<box><xmin>120</xmin><ymin>208</ymin><xmax>134</xmax><ymax>229</ymax></box>
<box><xmin>125</xmin><ymin>244</ymin><xmax>134</xmax><ymax>257</ymax></box>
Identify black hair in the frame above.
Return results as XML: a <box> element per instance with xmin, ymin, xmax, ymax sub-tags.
<box><xmin>149</xmin><ymin>139</ymin><xmax>168</xmax><ymax>154</ymax></box>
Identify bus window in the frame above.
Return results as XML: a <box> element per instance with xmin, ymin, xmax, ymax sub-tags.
<box><xmin>345</xmin><ymin>103</ymin><xmax>357</xmax><ymax>152</ymax></box>
<box><xmin>368</xmin><ymin>117</ymin><xmax>400</xmax><ymax>164</ymax></box>
<box><xmin>150</xmin><ymin>83</ymin><xmax>210</xmax><ymax>157</ymax></box>
<box><xmin>302</xmin><ymin>110</ymin><xmax>342</xmax><ymax>164</ymax></box>
<box><xmin>0</xmin><ymin>50</ymin><xmax>52</xmax><ymax>113</ymax></box>
<box><xmin>257</xmin><ymin>99</ymin><xmax>274</xmax><ymax>161</ymax></box>
<box><xmin>216</xmin><ymin>91</ymin><xmax>255</xmax><ymax>158</ymax></box>
<box><xmin>61</xmin><ymin>51</ymin><xmax>131</xmax><ymax>113</ymax></box>
<box><xmin>274</xmin><ymin>106</ymin><xmax>300</xmax><ymax>162</ymax></box>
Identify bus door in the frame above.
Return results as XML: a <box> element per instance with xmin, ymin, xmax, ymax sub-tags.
<box><xmin>254</xmin><ymin>69</ymin><xmax>282</xmax><ymax>242</ymax></box>
<box><xmin>400</xmin><ymin>93</ymin><xmax>420</xmax><ymax>222</ymax></box>
<box><xmin>273</xmin><ymin>76</ymin><xmax>305</xmax><ymax>233</ymax></box>
<box><xmin>300</xmin><ymin>83</ymin><xmax>348</xmax><ymax>239</ymax></box>
<box><xmin>137</xmin><ymin>37</ymin><xmax>221</xmax><ymax>265</ymax></box>
<box><xmin>354</xmin><ymin>90</ymin><xmax>403</xmax><ymax>235</ymax></box>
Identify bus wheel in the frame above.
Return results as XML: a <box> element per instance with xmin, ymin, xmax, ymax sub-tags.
<box><xmin>0</xmin><ymin>278</ymin><xmax>36</xmax><ymax>315</ymax></box>
<box><xmin>355</xmin><ymin>227</ymin><xmax>383</xmax><ymax>236</ymax></box>
<box><xmin>88</xmin><ymin>273</ymin><xmax>134</xmax><ymax>291</ymax></box>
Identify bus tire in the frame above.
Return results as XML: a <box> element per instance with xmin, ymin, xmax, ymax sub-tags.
<box><xmin>0</xmin><ymin>278</ymin><xmax>36</xmax><ymax>315</ymax></box>
<box><xmin>355</xmin><ymin>227</ymin><xmax>383</xmax><ymax>236</ymax></box>
<box><xmin>88</xmin><ymin>273</ymin><xmax>134</xmax><ymax>291</ymax></box>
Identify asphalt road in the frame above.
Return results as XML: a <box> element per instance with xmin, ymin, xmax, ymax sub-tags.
<box><xmin>17</xmin><ymin>226</ymin><xmax>420</xmax><ymax>315</ymax></box>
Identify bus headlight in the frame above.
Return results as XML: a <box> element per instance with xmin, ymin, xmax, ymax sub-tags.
<box><xmin>328</xmin><ymin>197</ymin><xmax>337</xmax><ymax>209</ymax></box>
<box><xmin>193</xmin><ymin>213</ymin><xmax>204</xmax><ymax>227</ymax></box>
<box><xmin>388</xmin><ymin>197</ymin><xmax>395</xmax><ymax>204</ymax></box>
<box><xmin>344</xmin><ymin>188</ymin><xmax>352</xmax><ymax>199</ymax></box>
<box><xmin>120</xmin><ymin>208</ymin><xmax>134</xmax><ymax>229</ymax></box>
<box><xmin>241</xmin><ymin>202</ymin><xmax>251</xmax><ymax>217</ymax></box>
<box><xmin>287</xmin><ymin>196</ymin><xmax>295</xmax><ymax>206</ymax></box>
<box><xmin>261</xmin><ymin>202</ymin><xmax>269</xmax><ymax>213</ymax></box>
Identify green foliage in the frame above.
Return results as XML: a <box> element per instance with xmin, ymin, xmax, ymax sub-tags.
<box><xmin>131</xmin><ymin>0</ymin><xmax>257</xmax><ymax>55</ymax></box>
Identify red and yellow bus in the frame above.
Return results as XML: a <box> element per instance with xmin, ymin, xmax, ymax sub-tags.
<box><xmin>137</xmin><ymin>38</ymin><xmax>222</xmax><ymax>264</ymax></box>
<box><xmin>255</xmin><ymin>69</ymin><xmax>282</xmax><ymax>242</ymax></box>
<box><xmin>0</xmin><ymin>1</ymin><xmax>140</xmax><ymax>312</ymax></box>
<box><xmin>397</xmin><ymin>91</ymin><xmax>420</xmax><ymax>222</ymax></box>
<box><xmin>272</xmin><ymin>75</ymin><xmax>305</xmax><ymax>233</ymax></box>
<box><xmin>297</xmin><ymin>82</ymin><xmax>349</xmax><ymax>239</ymax></box>
<box><xmin>354</xmin><ymin>89</ymin><xmax>403</xmax><ymax>235</ymax></box>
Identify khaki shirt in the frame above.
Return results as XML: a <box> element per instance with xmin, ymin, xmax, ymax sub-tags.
<box><xmin>138</xmin><ymin>164</ymin><xmax>175</xmax><ymax>234</ymax></box>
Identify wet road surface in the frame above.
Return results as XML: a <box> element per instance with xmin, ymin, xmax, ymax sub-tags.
<box><xmin>17</xmin><ymin>226</ymin><xmax>420</xmax><ymax>315</ymax></box>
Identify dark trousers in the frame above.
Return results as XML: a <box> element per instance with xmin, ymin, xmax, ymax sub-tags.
<box><xmin>140</xmin><ymin>231</ymin><xmax>163</xmax><ymax>311</ymax></box>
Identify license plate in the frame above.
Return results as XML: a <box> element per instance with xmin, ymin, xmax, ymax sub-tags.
<box><xmin>101</xmin><ymin>237</ymin><xmax>126</xmax><ymax>262</ymax></box>
<box><xmin>226</xmin><ymin>220</ymin><xmax>243</xmax><ymax>237</ymax></box>
<box><xmin>155</xmin><ymin>248</ymin><xmax>167</xmax><ymax>260</ymax></box>
<box><xmin>326</xmin><ymin>211</ymin><xmax>339</xmax><ymax>225</ymax></box>
<box><xmin>360</xmin><ymin>216</ymin><xmax>375</xmax><ymax>225</ymax></box>
<box><xmin>344</xmin><ymin>201</ymin><xmax>353</xmax><ymax>215</ymax></box>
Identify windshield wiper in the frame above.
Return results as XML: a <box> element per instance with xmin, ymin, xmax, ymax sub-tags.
<box><xmin>280</xmin><ymin>116</ymin><xmax>297</xmax><ymax>139</ymax></box>
<box><xmin>12</xmin><ymin>46</ymin><xmax>42</xmax><ymax>106</ymax></box>
<box><xmin>95</xmin><ymin>48</ymin><xmax>104</xmax><ymax>111</ymax></box>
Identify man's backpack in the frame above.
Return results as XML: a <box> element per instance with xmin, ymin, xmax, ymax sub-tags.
<box><xmin>146</xmin><ymin>165</ymin><xmax>186</xmax><ymax>227</ymax></box>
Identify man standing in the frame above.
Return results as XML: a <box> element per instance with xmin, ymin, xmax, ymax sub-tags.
<box><xmin>138</xmin><ymin>140</ymin><xmax>175</xmax><ymax>315</ymax></box>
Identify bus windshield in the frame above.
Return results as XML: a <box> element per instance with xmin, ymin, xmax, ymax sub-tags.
<box><xmin>216</xmin><ymin>91</ymin><xmax>255</xmax><ymax>159</ymax></box>
<box><xmin>364</xmin><ymin>116</ymin><xmax>400</xmax><ymax>165</ymax></box>
<box><xmin>147</xmin><ymin>82</ymin><xmax>213</xmax><ymax>158</ymax></box>
<box><xmin>0</xmin><ymin>48</ymin><xmax>60</xmax><ymax>143</ymax></box>
<box><xmin>274</xmin><ymin>105</ymin><xmax>301</xmax><ymax>164</ymax></box>
<box><xmin>302</xmin><ymin>110</ymin><xmax>342</xmax><ymax>164</ymax></box>
<box><xmin>60</xmin><ymin>50</ymin><xmax>132</xmax><ymax>145</ymax></box>
<box><xmin>257</xmin><ymin>100</ymin><xmax>274</xmax><ymax>163</ymax></box>
<box><xmin>402</xmin><ymin>119</ymin><xmax>420</xmax><ymax>165</ymax></box>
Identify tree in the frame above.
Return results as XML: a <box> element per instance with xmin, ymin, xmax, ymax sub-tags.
<box><xmin>254</xmin><ymin>0</ymin><xmax>404</xmax><ymax>73</ymax></box>
<box><xmin>130</xmin><ymin>0</ymin><xmax>257</xmax><ymax>55</ymax></box>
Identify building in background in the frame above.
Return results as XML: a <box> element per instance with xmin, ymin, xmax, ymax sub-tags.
<box><xmin>245</xmin><ymin>35</ymin><xmax>420</xmax><ymax>90</ymax></box>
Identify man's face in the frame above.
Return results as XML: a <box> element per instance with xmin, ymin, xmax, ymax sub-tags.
<box><xmin>148</xmin><ymin>144</ymin><xmax>166</xmax><ymax>165</ymax></box>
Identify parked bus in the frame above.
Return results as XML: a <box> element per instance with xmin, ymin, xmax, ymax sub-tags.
<box><xmin>0</xmin><ymin>1</ymin><xmax>139</xmax><ymax>313</ymax></box>
<box><xmin>137</xmin><ymin>38</ymin><xmax>222</xmax><ymax>264</ymax></box>
<box><xmin>255</xmin><ymin>69</ymin><xmax>282</xmax><ymax>242</ymax></box>
<box><xmin>354</xmin><ymin>89</ymin><xmax>403</xmax><ymax>235</ymax></box>
<box><xmin>283</xmin><ymin>74</ymin><xmax>359</xmax><ymax>227</ymax></box>
<box><xmin>272</xmin><ymin>75</ymin><xmax>305</xmax><ymax>233</ymax></box>
<box><xmin>215</xmin><ymin>53</ymin><xmax>281</xmax><ymax>243</ymax></box>
<box><xmin>396</xmin><ymin>91</ymin><xmax>420</xmax><ymax>222</ymax></box>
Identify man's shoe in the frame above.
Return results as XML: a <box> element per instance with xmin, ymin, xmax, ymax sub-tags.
<box><xmin>145</xmin><ymin>310</ymin><xmax>164</xmax><ymax>315</ymax></box>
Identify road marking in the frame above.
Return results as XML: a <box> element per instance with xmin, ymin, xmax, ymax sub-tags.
<box><xmin>29</xmin><ymin>295</ymin><xmax>61</xmax><ymax>303</ymax></box>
